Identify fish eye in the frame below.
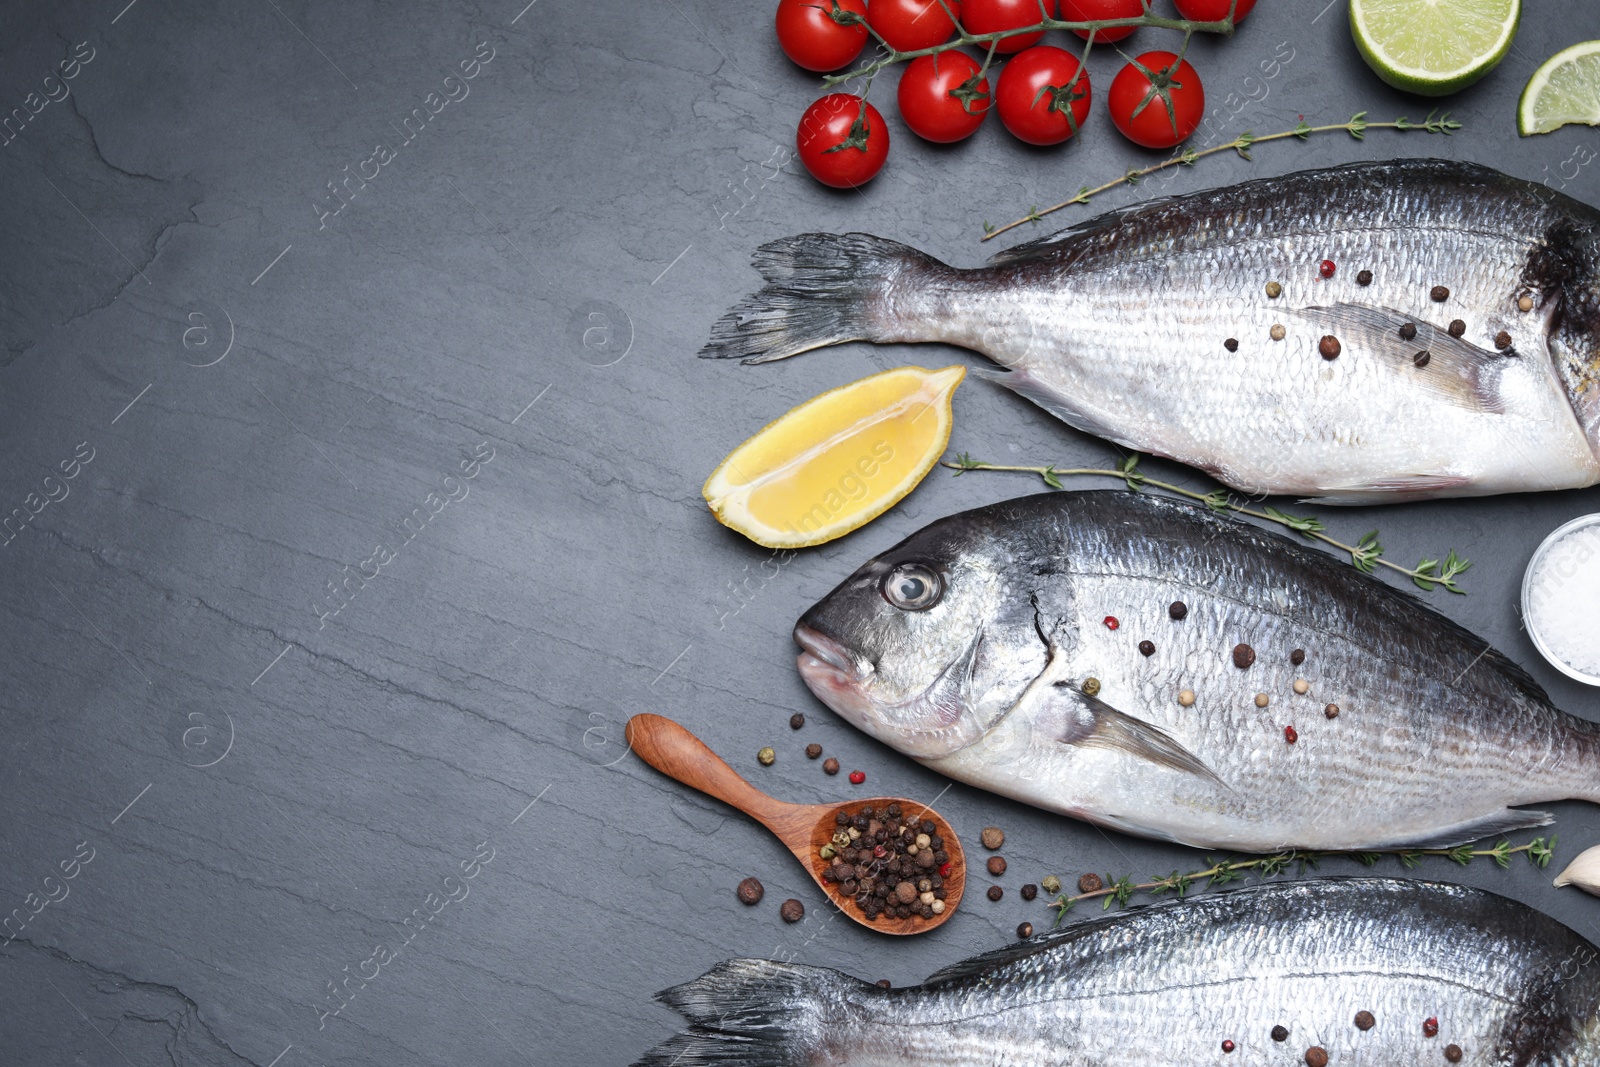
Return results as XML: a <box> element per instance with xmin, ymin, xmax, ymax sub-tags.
<box><xmin>881</xmin><ymin>562</ymin><xmax>943</xmax><ymax>612</ymax></box>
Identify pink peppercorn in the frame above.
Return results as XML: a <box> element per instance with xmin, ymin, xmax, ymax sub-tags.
<box><xmin>1320</xmin><ymin>259</ymin><xmax>1336</xmax><ymax>278</ymax></box>
<box><xmin>848</xmin><ymin>770</ymin><xmax>866</xmax><ymax>785</ymax></box>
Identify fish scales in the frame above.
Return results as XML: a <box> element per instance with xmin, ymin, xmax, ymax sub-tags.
<box><xmin>635</xmin><ymin>880</ymin><xmax>1600</xmax><ymax>1066</ymax></box>
<box><xmin>793</xmin><ymin>491</ymin><xmax>1600</xmax><ymax>851</ymax></box>
<box><xmin>703</xmin><ymin>160</ymin><xmax>1600</xmax><ymax>501</ymax></box>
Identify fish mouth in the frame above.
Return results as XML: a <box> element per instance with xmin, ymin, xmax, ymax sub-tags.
<box><xmin>793</xmin><ymin>624</ymin><xmax>871</xmax><ymax>688</ymax></box>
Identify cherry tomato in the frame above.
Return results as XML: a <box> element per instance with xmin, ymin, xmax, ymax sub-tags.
<box><xmin>797</xmin><ymin>94</ymin><xmax>890</xmax><ymax>187</ymax></box>
<box><xmin>995</xmin><ymin>46</ymin><xmax>1091</xmax><ymax>145</ymax></box>
<box><xmin>870</xmin><ymin>0</ymin><xmax>960</xmax><ymax>52</ymax></box>
<box><xmin>1108</xmin><ymin>50</ymin><xmax>1203</xmax><ymax>149</ymax></box>
<box><xmin>963</xmin><ymin>0</ymin><xmax>1054</xmax><ymax>54</ymax></box>
<box><xmin>1059</xmin><ymin>0</ymin><xmax>1143</xmax><ymax>41</ymax></box>
<box><xmin>775</xmin><ymin>0</ymin><xmax>869</xmax><ymax>72</ymax></box>
<box><xmin>897</xmin><ymin>52</ymin><xmax>991</xmax><ymax>142</ymax></box>
<box><xmin>1172</xmin><ymin>0</ymin><xmax>1256</xmax><ymax>23</ymax></box>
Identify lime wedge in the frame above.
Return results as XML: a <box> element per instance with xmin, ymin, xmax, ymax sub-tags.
<box><xmin>1519</xmin><ymin>40</ymin><xmax>1600</xmax><ymax>135</ymax></box>
<box><xmin>1350</xmin><ymin>0</ymin><xmax>1520</xmax><ymax>97</ymax></box>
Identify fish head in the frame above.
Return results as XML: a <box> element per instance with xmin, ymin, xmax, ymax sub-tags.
<box><xmin>794</xmin><ymin>509</ymin><xmax>1045</xmax><ymax>759</ymax></box>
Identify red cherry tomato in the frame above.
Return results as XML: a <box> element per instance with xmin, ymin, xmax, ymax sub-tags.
<box><xmin>870</xmin><ymin>0</ymin><xmax>960</xmax><ymax>52</ymax></box>
<box><xmin>797</xmin><ymin>94</ymin><xmax>890</xmax><ymax>187</ymax></box>
<box><xmin>897</xmin><ymin>52</ymin><xmax>991</xmax><ymax>142</ymax></box>
<box><xmin>963</xmin><ymin>0</ymin><xmax>1054</xmax><ymax>54</ymax></box>
<box><xmin>1108</xmin><ymin>50</ymin><xmax>1204</xmax><ymax>149</ymax></box>
<box><xmin>995</xmin><ymin>45</ymin><xmax>1091</xmax><ymax>146</ymax></box>
<box><xmin>775</xmin><ymin>0</ymin><xmax>869</xmax><ymax>72</ymax></box>
<box><xmin>1059</xmin><ymin>0</ymin><xmax>1143</xmax><ymax>41</ymax></box>
<box><xmin>1172</xmin><ymin>0</ymin><xmax>1256</xmax><ymax>23</ymax></box>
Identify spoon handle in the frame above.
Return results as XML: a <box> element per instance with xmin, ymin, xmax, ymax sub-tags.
<box><xmin>625</xmin><ymin>714</ymin><xmax>793</xmax><ymax>826</ymax></box>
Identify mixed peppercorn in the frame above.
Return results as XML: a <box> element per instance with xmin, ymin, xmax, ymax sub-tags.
<box><xmin>820</xmin><ymin>802</ymin><xmax>952</xmax><ymax>923</ymax></box>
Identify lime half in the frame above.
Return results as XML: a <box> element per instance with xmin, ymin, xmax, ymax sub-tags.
<box><xmin>1350</xmin><ymin>0</ymin><xmax>1521</xmax><ymax>98</ymax></box>
<box><xmin>1520</xmin><ymin>40</ymin><xmax>1600</xmax><ymax>135</ymax></box>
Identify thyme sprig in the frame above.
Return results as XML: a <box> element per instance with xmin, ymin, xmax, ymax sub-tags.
<box><xmin>944</xmin><ymin>452</ymin><xmax>1473</xmax><ymax>593</ymax></box>
<box><xmin>1047</xmin><ymin>836</ymin><xmax>1556</xmax><ymax>927</ymax></box>
<box><xmin>982</xmin><ymin>111</ymin><xmax>1462</xmax><ymax>241</ymax></box>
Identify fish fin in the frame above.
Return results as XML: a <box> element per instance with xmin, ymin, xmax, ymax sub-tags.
<box><xmin>922</xmin><ymin>933</ymin><xmax>1077</xmax><ymax>986</ymax></box>
<box><xmin>1293</xmin><ymin>302</ymin><xmax>1509</xmax><ymax>414</ymax></box>
<box><xmin>638</xmin><ymin>958</ymin><xmax>858</xmax><ymax>1066</ymax></box>
<box><xmin>970</xmin><ymin>364</ymin><xmax>1142</xmax><ymax>450</ymax></box>
<box><xmin>699</xmin><ymin>233</ymin><xmax>943</xmax><ymax>364</ymax></box>
<box><xmin>1054</xmin><ymin>686</ymin><xmax>1228</xmax><ymax>789</ymax></box>
<box><xmin>1367</xmin><ymin>808</ymin><xmax>1555</xmax><ymax>850</ymax></box>
<box><xmin>1308</xmin><ymin>473</ymin><xmax>1473</xmax><ymax>505</ymax></box>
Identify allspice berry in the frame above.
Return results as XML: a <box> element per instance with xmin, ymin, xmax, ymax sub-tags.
<box><xmin>779</xmin><ymin>898</ymin><xmax>805</xmax><ymax>923</ymax></box>
<box><xmin>1305</xmin><ymin>1047</ymin><xmax>1329</xmax><ymax>1067</ymax></box>
<box><xmin>1447</xmin><ymin>318</ymin><xmax>1467</xmax><ymax>338</ymax></box>
<box><xmin>1355</xmin><ymin>1010</ymin><xmax>1376</xmax><ymax>1031</ymax></box>
<box><xmin>1445</xmin><ymin>1044</ymin><xmax>1463</xmax><ymax>1063</ymax></box>
<box><xmin>1319</xmin><ymin>335</ymin><xmax>1342</xmax><ymax>360</ymax></box>
<box><xmin>823</xmin><ymin>757</ymin><xmax>841</xmax><ymax>775</ymax></box>
<box><xmin>1232</xmin><ymin>643</ymin><xmax>1257</xmax><ymax>669</ymax></box>
<box><xmin>806</xmin><ymin>743</ymin><xmax>823</xmax><ymax>759</ymax></box>
<box><xmin>1431</xmin><ymin>285</ymin><xmax>1450</xmax><ymax>302</ymax></box>
<box><xmin>1017</xmin><ymin>921</ymin><xmax>1034</xmax><ymax>938</ymax></box>
<box><xmin>876</xmin><ymin>978</ymin><xmax>892</xmax><ymax>988</ymax></box>
<box><xmin>895</xmin><ymin>881</ymin><xmax>918</xmax><ymax>903</ymax></box>
<box><xmin>1325</xmin><ymin>703</ymin><xmax>1341</xmax><ymax>719</ymax></box>
<box><xmin>737</xmin><ymin>877</ymin><xmax>765</xmax><ymax>905</ymax></box>
<box><xmin>1169</xmin><ymin>600</ymin><xmax>1189</xmax><ymax>620</ymax></box>
<box><xmin>1078</xmin><ymin>872</ymin><xmax>1104</xmax><ymax>893</ymax></box>
<box><xmin>987</xmin><ymin>856</ymin><xmax>1007</xmax><ymax>876</ymax></box>
<box><xmin>980</xmin><ymin>826</ymin><xmax>1005</xmax><ymax>850</ymax></box>
<box><xmin>1139</xmin><ymin>640</ymin><xmax>1156</xmax><ymax>656</ymax></box>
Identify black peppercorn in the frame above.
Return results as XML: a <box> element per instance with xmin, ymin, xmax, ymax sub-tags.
<box><xmin>737</xmin><ymin>877</ymin><xmax>765</xmax><ymax>905</ymax></box>
<box><xmin>987</xmin><ymin>886</ymin><xmax>1004</xmax><ymax>901</ymax></box>
<box><xmin>1017</xmin><ymin>921</ymin><xmax>1034</xmax><ymax>938</ymax></box>
<box><xmin>1290</xmin><ymin>648</ymin><xmax>1305</xmax><ymax>665</ymax></box>
<box><xmin>1272</xmin><ymin>1025</ymin><xmax>1289</xmax><ymax>1042</ymax></box>
<box><xmin>1224</xmin><ymin>338</ymin><xmax>1239</xmax><ymax>352</ymax></box>
<box><xmin>876</xmin><ymin>978</ymin><xmax>891</xmax><ymax>988</ymax></box>
<box><xmin>1431</xmin><ymin>285</ymin><xmax>1450</xmax><ymax>302</ymax></box>
<box><xmin>790</xmin><ymin>712</ymin><xmax>805</xmax><ymax>730</ymax></box>
<box><xmin>1306</xmin><ymin>1047</ymin><xmax>1329</xmax><ymax>1067</ymax></box>
<box><xmin>836</xmin><ymin>810</ymin><xmax>851</xmax><ymax>826</ymax></box>
<box><xmin>1448</xmin><ymin>318</ymin><xmax>1466</xmax><ymax>337</ymax></box>
<box><xmin>1494</xmin><ymin>330</ymin><xmax>1512</xmax><ymax>350</ymax></box>
<box><xmin>1325</xmin><ymin>703</ymin><xmax>1341</xmax><ymax>719</ymax></box>
<box><xmin>1021</xmin><ymin>883</ymin><xmax>1038</xmax><ymax>900</ymax></box>
<box><xmin>1169</xmin><ymin>600</ymin><xmax>1188</xmax><ymax>620</ymax></box>
<box><xmin>1414</xmin><ymin>350</ymin><xmax>1432</xmax><ymax>368</ymax></box>
<box><xmin>1399</xmin><ymin>322</ymin><xmax>1417</xmax><ymax>340</ymax></box>
<box><xmin>1356</xmin><ymin>269</ymin><xmax>1373</xmax><ymax>286</ymax></box>
<box><xmin>780</xmin><ymin>898</ymin><xmax>805</xmax><ymax>923</ymax></box>
<box><xmin>806</xmin><ymin>743</ymin><xmax>823</xmax><ymax>759</ymax></box>
<box><xmin>1139</xmin><ymin>640</ymin><xmax>1156</xmax><ymax>656</ymax></box>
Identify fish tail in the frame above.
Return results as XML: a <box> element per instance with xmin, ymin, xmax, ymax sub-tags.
<box><xmin>700</xmin><ymin>232</ymin><xmax>945</xmax><ymax>364</ymax></box>
<box><xmin>633</xmin><ymin>958</ymin><xmax>858</xmax><ymax>1066</ymax></box>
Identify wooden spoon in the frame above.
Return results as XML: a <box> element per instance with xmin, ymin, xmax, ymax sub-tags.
<box><xmin>625</xmin><ymin>713</ymin><xmax>965</xmax><ymax>935</ymax></box>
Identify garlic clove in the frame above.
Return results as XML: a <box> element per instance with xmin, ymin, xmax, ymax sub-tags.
<box><xmin>1553</xmin><ymin>844</ymin><xmax>1600</xmax><ymax>894</ymax></box>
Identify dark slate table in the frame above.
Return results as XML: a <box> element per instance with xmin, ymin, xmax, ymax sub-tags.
<box><xmin>4</xmin><ymin>1</ymin><xmax>1600</xmax><ymax>1064</ymax></box>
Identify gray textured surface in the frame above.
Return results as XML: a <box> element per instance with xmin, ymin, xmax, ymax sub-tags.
<box><xmin>4</xmin><ymin>2</ymin><xmax>1600</xmax><ymax>1065</ymax></box>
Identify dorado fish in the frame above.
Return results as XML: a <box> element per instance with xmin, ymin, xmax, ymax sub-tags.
<box><xmin>703</xmin><ymin>159</ymin><xmax>1600</xmax><ymax>502</ymax></box>
<box><xmin>635</xmin><ymin>879</ymin><xmax>1600</xmax><ymax>1066</ymax></box>
<box><xmin>792</xmin><ymin>490</ymin><xmax>1600</xmax><ymax>851</ymax></box>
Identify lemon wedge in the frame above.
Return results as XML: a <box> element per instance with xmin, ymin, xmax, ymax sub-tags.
<box><xmin>704</xmin><ymin>365</ymin><xmax>966</xmax><ymax>549</ymax></box>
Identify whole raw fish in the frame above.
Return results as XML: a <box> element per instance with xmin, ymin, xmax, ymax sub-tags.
<box><xmin>793</xmin><ymin>490</ymin><xmax>1600</xmax><ymax>851</ymax></box>
<box><xmin>703</xmin><ymin>159</ymin><xmax>1600</xmax><ymax>502</ymax></box>
<box><xmin>635</xmin><ymin>879</ymin><xmax>1600</xmax><ymax>1066</ymax></box>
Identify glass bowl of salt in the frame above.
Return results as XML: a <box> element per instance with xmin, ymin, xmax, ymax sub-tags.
<box><xmin>1523</xmin><ymin>514</ymin><xmax>1600</xmax><ymax>686</ymax></box>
